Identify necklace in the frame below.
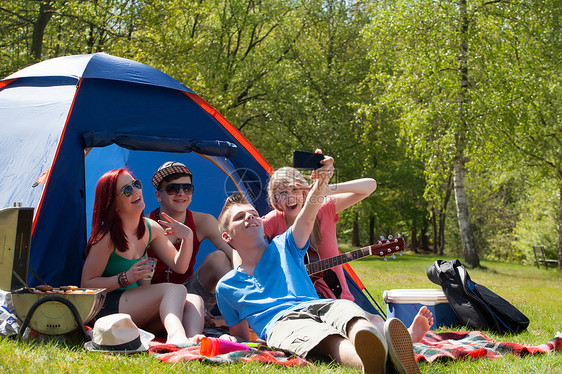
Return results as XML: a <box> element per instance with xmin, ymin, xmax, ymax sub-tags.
<box><xmin>156</xmin><ymin>207</ymin><xmax>189</xmax><ymax>282</ymax></box>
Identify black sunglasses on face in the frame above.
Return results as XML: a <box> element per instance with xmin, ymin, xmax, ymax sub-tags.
<box><xmin>121</xmin><ymin>179</ymin><xmax>143</xmax><ymax>197</ymax></box>
<box><xmin>159</xmin><ymin>183</ymin><xmax>194</xmax><ymax>195</ymax></box>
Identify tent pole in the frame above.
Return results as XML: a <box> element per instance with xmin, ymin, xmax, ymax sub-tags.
<box><xmin>363</xmin><ymin>287</ymin><xmax>387</xmax><ymax>319</ymax></box>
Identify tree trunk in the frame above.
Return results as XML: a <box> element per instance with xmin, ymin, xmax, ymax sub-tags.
<box><xmin>30</xmin><ymin>1</ymin><xmax>54</xmax><ymax>61</ymax></box>
<box><xmin>453</xmin><ymin>159</ymin><xmax>479</xmax><ymax>267</ymax></box>
<box><xmin>369</xmin><ymin>215</ymin><xmax>375</xmax><ymax>245</ymax></box>
<box><xmin>410</xmin><ymin>222</ymin><xmax>418</xmax><ymax>252</ymax></box>
<box><xmin>454</xmin><ymin>0</ymin><xmax>479</xmax><ymax>268</ymax></box>
<box><xmin>431</xmin><ymin>208</ymin><xmax>438</xmax><ymax>254</ymax></box>
<box><xmin>558</xmin><ymin>177</ymin><xmax>562</xmax><ymax>270</ymax></box>
<box><xmin>351</xmin><ymin>211</ymin><xmax>360</xmax><ymax>247</ymax></box>
<box><xmin>437</xmin><ymin>211</ymin><xmax>447</xmax><ymax>256</ymax></box>
<box><xmin>420</xmin><ymin>218</ymin><xmax>429</xmax><ymax>252</ymax></box>
<box><xmin>438</xmin><ymin>173</ymin><xmax>454</xmax><ymax>255</ymax></box>
<box><xmin>438</xmin><ymin>210</ymin><xmax>446</xmax><ymax>256</ymax></box>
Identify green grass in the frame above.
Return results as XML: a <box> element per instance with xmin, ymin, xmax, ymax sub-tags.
<box><xmin>1</xmin><ymin>253</ymin><xmax>560</xmax><ymax>373</ymax></box>
<box><xmin>349</xmin><ymin>253</ymin><xmax>562</xmax><ymax>373</ymax></box>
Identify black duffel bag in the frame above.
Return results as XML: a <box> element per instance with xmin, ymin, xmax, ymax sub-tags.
<box><xmin>427</xmin><ymin>259</ymin><xmax>529</xmax><ymax>333</ymax></box>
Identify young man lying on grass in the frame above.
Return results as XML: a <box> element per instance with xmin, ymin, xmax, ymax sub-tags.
<box><xmin>215</xmin><ymin>153</ymin><xmax>421</xmax><ymax>374</ymax></box>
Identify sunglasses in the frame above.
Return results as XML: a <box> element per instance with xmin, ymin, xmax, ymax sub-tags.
<box><xmin>120</xmin><ymin>179</ymin><xmax>143</xmax><ymax>197</ymax></box>
<box><xmin>159</xmin><ymin>183</ymin><xmax>194</xmax><ymax>196</ymax></box>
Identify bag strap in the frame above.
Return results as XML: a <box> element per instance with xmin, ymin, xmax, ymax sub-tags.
<box><xmin>426</xmin><ymin>260</ymin><xmax>444</xmax><ymax>285</ymax></box>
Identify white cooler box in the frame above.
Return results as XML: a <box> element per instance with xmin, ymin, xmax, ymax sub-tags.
<box><xmin>383</xmin><ymin>289</ymin><xmax>459</xmax><ymax>330</ymax></box>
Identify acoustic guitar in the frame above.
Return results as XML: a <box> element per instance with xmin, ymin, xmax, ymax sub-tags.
<box><xmin>305</xmin><ymin>235</ymin><xmax>405</xmax><ymax>293</ymax></box>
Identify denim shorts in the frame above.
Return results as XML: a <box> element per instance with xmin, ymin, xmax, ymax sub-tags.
<box><xmin>91</xmin><ymin>289</ymin><xmax>125</xmax><ymax>323</ymax></box>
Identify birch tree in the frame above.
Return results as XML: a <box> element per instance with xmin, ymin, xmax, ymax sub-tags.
<box><xmin>364</xmin><ymin>0</ymin><xmax>482</xmax><ymax>266</ymax></box>
<box><xmin>364</xmin><ymin>0</ymin><xmax>560</xmax><ymax>267</ymax></box>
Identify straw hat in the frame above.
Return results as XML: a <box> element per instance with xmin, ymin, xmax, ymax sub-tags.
<box><xmin>84</xmin><ymin>313</ymin><xmax>154</xmax><ymax>353</ymax></box>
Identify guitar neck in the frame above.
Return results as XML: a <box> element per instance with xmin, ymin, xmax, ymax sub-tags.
<box><xmin>304</xmin><ymin>236</ymin><xmax>404</xmax><ymax>275</ymax></box>
<box><xmin>305</xmin><ymin>246</ymin><xmax>373</xmax><ymax>275</ymax></box>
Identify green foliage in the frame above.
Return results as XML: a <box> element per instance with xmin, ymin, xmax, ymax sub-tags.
<box><xmin>511</xmin><ymin>181</ymin><xmax>559</xmax><ymax>263</ymax></box>
<box><xmin>363</xmin><ymin>0</ymin><xmax>461</xmax><ymax>164</ymax></box>
<box><xmin>466</xmin><ymin>171</ymin><xmax>520</xmax><ymax>261</ymax></box>
<box><xmin>362</xmin><ymin>0</ymin><xmax>561</xmax><ymax>260</ymax></box>
<box><xmin>461</xmin><ymin>162</ymin><xmax>558</xmax><ymax>263</ymax></box>
<box><xmin>466</xmin><ymin>0</ymin><xmax>561</xmax><ymax>186</ymax></box>
<box><xmin>0</xmin><ymin>0</ymin><xmax>560</xmax><ymax>261</ymax></box>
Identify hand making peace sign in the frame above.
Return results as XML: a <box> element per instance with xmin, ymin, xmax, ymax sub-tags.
<box><xmin>158</xmin><ymin>211</ymin><xmax>193</xmax><ymax>242</ymax></box>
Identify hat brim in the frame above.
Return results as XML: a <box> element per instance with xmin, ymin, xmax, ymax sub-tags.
<box><xmin>84</xmin><ymin>329</ymin><xmax>155</xmax><ymax>354</ymax></box>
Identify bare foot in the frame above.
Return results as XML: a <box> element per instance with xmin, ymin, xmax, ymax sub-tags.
<box><xmin>408</xmin><ymin>306</ymin><xmax>433</xmax><ymax>342</ymax></box>
<box><xmin>190</xmin><ymin>334</ymin><xmax>206</xmax><ymax>344</ymax></box>
<box><xmin>166</xmin><ymin>332</ymin><xmax>190</xmax><ymax>346</ymax></box>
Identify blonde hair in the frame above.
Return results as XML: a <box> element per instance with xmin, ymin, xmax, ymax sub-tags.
<box><xmin>218</xmin><ymin>193</ymin><xmax>251</xmax><ymax>233</ymax></box>
<box><xmin>267</xmin><ymin>167</ymin><xmax>308</xmax><ymax>210</ymax></box>
<box><xmin>267</xmin><ymin>167</ymin><xmax>322</xmax><ymax>251</ymax></box>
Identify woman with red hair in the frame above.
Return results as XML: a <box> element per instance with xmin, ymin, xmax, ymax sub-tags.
<box><xmin>81</xmin><ymin>169</ymin><xmax>204</xmax><ymax>345</ymax></box>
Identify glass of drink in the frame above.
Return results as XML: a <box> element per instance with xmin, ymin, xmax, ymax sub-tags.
<box><xmin>144</xmin><ymin>257</ymin><xmax>157</xmax><ymax>280</ymax></box>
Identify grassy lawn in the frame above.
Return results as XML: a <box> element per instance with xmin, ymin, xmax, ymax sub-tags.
<box><xmin>1</xmin><ymin>253</ymin><xmax>560</xmax><ymax>373</ymax></box>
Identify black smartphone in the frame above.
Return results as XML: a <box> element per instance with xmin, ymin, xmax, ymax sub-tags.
<box><xmin>293</xmin><ymin>151</ymin><xmax>324</xmax><ymax>170</ymax></box>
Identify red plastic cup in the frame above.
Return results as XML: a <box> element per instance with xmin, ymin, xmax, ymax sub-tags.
<box><xmin>200</xmin><ymin>337</ymin><xmax>250</xmax><ymax>357</ymax></box>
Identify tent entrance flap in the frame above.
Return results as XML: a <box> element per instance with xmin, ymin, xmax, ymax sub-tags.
<box><xmin>83</xmin><ymin>131</ymin><xmax>238</xmax><ymax>158</ymax></box>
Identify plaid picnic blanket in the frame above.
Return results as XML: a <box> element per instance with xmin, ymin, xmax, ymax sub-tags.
<box><xmin>414</xmin><ymin>330</ymin><xmax>562</xmax><ymax>363</ymax></box>
<box><xmin>148</xmin><ymin>330</ymin><xmax>561</xmax><ymax>366</ymax></box>
<box><xmin>147</xmin><ymin>326</ymin><xmax>309</xmax><ymax>366</ymax></box>
<box><xmin>148</xmin><ymin>343</ymin><xmax>310</xmax><ymax>366</ymax></box>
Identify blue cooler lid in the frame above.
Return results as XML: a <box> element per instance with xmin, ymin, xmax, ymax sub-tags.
<box><xmin>383</xmin><ymin>289</ymin><xmax>447</xmax><ymax>306</ymax></box>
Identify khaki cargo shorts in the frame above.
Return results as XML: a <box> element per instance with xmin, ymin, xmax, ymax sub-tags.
<box><xmin>266</xmin><ymin>299</ymin><xmax>369</xmax><ymax>357</ymax></box>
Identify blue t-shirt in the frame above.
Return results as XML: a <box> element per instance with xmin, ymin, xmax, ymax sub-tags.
<box><xmin>216</xmin><ymin>228</ymin><xmax>321</xmax><ymax>340</ymax></box>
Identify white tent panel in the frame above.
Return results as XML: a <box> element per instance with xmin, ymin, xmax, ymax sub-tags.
<box><xmin>0</xmin><ymin>84</ymin><xmax>77</xmax><ymax>209</ymax></box>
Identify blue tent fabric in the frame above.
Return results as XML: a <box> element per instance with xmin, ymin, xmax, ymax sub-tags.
<box><xmin>0</xmin><ymin>53</ymin><xmax>271</xmax><ymax>287</ymax></box>
<box><xmin>5</xmin><ymin>53</ymin><xmax>193</xmax><ymax>93</ymax></box>
<box><xmin>344</xmin><ymin>269</ymin><xmax>382</xmax><ymax>317</ymax></box>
